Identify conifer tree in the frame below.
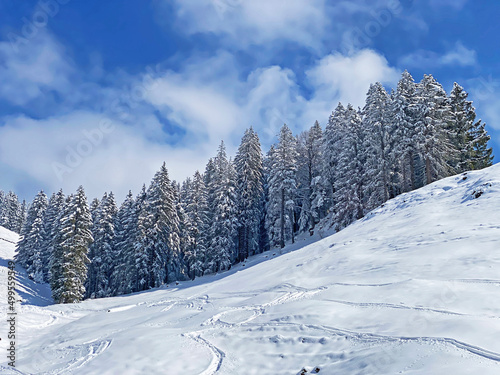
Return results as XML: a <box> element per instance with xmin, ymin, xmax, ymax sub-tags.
<box><xmin>323</xmin><ymin>103</ymin><xmax>346</xmax><ymax>212</ymax></box>
<box><xmin>183</xmin><ymin>171</ymin><xmax>209</xmax><ymax>278</ymax></box>
<box><xmin>52</xmin><ymin>187</ymin><xmax>93</xmax><ymax>304</ymax></box>
<box><xmin>86</xmin><ymin>192</ymin><xmax>117</xmax><ymax>298</ymax></box>
<box><xmin>362</xmin><ymin>82</ymin><xmax>392</xmax><ymax>211</ymax></box>
<box><xmin>111</xmin><ymin>190</ymin><xmax>138</xmax><ymax>295</ymax></box>
<box><xmin>15</xmin><ymin>191</ymin><xmax>48</xmax><ymax>283</ymax></box>
<box><xmin>234</xmin><ymin>128</ymin><xmax>264</xmax><ymax>260</ymax></box>
<box><xmin>333</xmin><ymin>105</ymin><xmax>365</xmax><ymax>230</ymax></box>
<box><xmin>391</xmin><ymin>70</ymin><xmax>419</xmax><ymax>192</ymax></box>
<box><xmin>137</xmin><ymin>163</ymin><xmax>181</xmax><ymax>289</ymax></box>
<box><xmin>297</xmin><ymin>121</ymin><xmax>325</xmax><ymax>232</ymax></box>
<box><xmin>416</xmin><ymin>74</ymin><xmax>455</xmax><ymax>185</ymax></box>
<box><xmin>267</xmin><ymin>124</ymin><xmax>298</xmax><ymax>248</ymax></box>
<box><xmin>449</xmin><ymin>83</ymin><xmax>493</xmax><ymax>171</ymax></box>
<box><xmin>207</xmin><ymin>142</ymin><xmax>238</xmax><ymax>272</ymax></box>
<box><xmin>41</xmin><ymin>190</ymin><xmax>65</xmax><ymax>282</ymax></box>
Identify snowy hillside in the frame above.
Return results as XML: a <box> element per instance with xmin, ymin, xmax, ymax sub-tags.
<box><xmin>2</xmin><ymin>165</ymin><xmax>500</xmax><ymax>374</ymax></box>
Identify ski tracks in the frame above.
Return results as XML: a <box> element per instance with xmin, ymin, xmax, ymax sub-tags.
<box><xmin>31</xmin><ymin>339</ymin><xmax>112</xmax><ymax>375</ymax></box>
<box><xmin>183</xmin><ymin>333</ymin><xmax>225</xmax><ymax>375</ymax></box>
<box><xmin>185</xmin><ymin>284</ymin><xmax>326</xmax><ymax>373</ymax></box>
<box><xmin>262</xmin><ymin>321</ymin><xmax>500</xmax><ymax>364</ymax></box>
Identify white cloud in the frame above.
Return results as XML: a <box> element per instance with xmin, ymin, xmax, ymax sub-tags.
<box><xmin>399</xmin><ymin>41</ymin><xmax>477</xmax><ymax>69</ymax></box>
<box><xmin>0</xmin><ymin>111</ymin><xmax>212</xmax><ymax>201</ymax></box>
<box><xmin>167</xmin><ymin>0</ymin><xmax>328</xmax><ymax>49</ymax></box>
<box><xmin>143</xmin><ymin>48</ymin><xmax>400</xmax><ymax>148</ymax></box>
<box><xmin>0</xmin><ymin>31</ymin><xmax>73</xmax><ymax>106</ymax></box>
<box><xmin>306</xmin><ymin>49</ymin><xmax>400</xmax><ymax>108</ymax></box>
<box><xmin>440</xmin><ymin>42</ymin><xmax>477</xmax><ymax>67</ymax></box>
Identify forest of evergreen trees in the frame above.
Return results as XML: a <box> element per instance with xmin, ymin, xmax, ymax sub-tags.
<box><xmin>1</xmin><ymin>71</ymin><xmax>493</xmax><ymax>304</ymax></box>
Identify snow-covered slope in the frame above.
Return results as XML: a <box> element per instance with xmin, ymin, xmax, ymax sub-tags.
<box><xmin>2</xmin><ymin>165</ymin><xmax>500</xmax><ymax>374</ymax></box>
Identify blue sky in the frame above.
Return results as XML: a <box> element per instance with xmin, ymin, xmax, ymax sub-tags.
<box><xmin>0</xmin><ymin>0</ymin><xmax>499</xmax><ymax>201</ymax></box>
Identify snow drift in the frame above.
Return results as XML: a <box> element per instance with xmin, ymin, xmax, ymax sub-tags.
<box><xmin>1</xmin><ymin>164</ymin><xmax>500</xmax><ymax>374</ymax></box>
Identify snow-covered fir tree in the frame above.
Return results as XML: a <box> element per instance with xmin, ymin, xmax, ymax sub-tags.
<box><xmin>170</xmin><ymin>180</ymin><xmax>187</xmax><ymax>281</ymax></box>
<box><xmin>207</xmin><ymin>142</ymin><xmax>238</xmax><ymax>272</ymax></box>
<box><xmin>449</xmin><ymin>83</ymin><xmax>493</xmax><ymax>171</ymax></box>
<box><xmin>415</xmin><ymin>74</ymin><xmax>455</xmax><ymax>185</ymax></box>
<box><xmin>136</xmin><ymin>163</ymin><xmax>181</xmax><ymax>289</ymax></box>
<box><xmin>297</xmin><ymin>121</ymin><xmax>325</xmax><ymax>233</ymax></box>
<box><xmin>234</xmin><ymin>127</ymin><xmax>264</xmax><ymax>260</ymax></box>
<box><xmin>267</xmin><ymin>124</ymin><xmax>298</xmax><ymax>248</ymax></box>
<box><xmin>15</xmin><ymin>190</ymin><xmax>48</xmax><ymax>283</ymax></box>
<box><xmin>182</xmin><ymin>171</ymin><xmax>209</xmax><ymax>279</ymax></box>
<box><xmin>468</xmin><ymin>119</ymin><xmax>493</xmax><ymax>169</ymax></box>
<box><xmin>362</xmin><ymin>82</ymin><xmax>393</xmax><ymax>211</ymax></box>
<box><xmin>323</xmin><ymin>103</ymin><xmax>346</xmax><ymax>212</ymax></box>
<box><xmin>111</xmin><ymin>190</ymin><xmax>138</xmax><ymax>295</ymax></box>
<box><xmin>86</xmin><ymin>192</ymin><xmax>118</xmax><ymax>298</ymax></box>
<box><xmin>390</xmin><ymin>70</ymin><xmax>420</xmax><ymax>192</ymax></box>
<box><xmin>333</xmin><ymin>104</ymin><xmax>365</xmax><ymax>230</ymax></box>
<box><xmin>51</xmin><ymin>187</ymin><xmax>93</xmax><ymax>304</ymax></box>
<box><xmin>41</xmin><ymin>190</ymin><xmax>65</xmax><ymax>282</ymax></box>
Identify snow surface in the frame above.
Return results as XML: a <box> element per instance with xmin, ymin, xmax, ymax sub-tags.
<box><xmin>1</xmin><ymin>165</ymin><xmax>500</xmax><ymax>374</ymax></box>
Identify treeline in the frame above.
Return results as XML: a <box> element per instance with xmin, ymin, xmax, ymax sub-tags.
<box><xmin>0</xmin><ymin>191</ymin><xmax>26</xmax><ymax>233</ymax></box>
<box><xmin>11</xmin><ymin>71</ymin><xmax>493</xmax><ymax>303</ymax></box>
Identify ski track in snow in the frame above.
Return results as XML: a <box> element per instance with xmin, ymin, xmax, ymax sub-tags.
<box><xmin>203</xmin><ymin>286</ymin><xmax>326</xmax><ymax>327</ymax></box>
<box><xmin>29</xmin><ymin>339</ymin><xmax>112</xmax><ymax>375</ymax></box>
<box><xmin>184</xmin><ymin>333</ymin><xmax>225</xmax><ymax>375</ymax></box>
<box><xmin>322</xmin><ymin>298</ymin><xmax>500</xmax><ymax>318</ymax></box>
<box><xmin>452</xmin><ymin>278</ymin><xmax>500</xmax><ymax>286</ymax></box>
<box><xmin>55</xmin><ymin>340</ymin><xmax>113</xmax><ymax>374</ymax></box>
<box><xmin>295</xmin><ymin>323</ymin><xmax>500</xmax><ymax>364</ymax></box>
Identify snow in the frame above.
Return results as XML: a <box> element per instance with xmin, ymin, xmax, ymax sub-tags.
<box><xmin>1</xmin><ymin>165</ymin><xmax>500</xmax><ymax>374</ymax></box>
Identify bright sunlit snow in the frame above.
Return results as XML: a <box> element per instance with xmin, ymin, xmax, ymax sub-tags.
<box><xmin>1</xmin><ymin>165</ymin><xmax>500</xmax><ymax>374</ymax></box>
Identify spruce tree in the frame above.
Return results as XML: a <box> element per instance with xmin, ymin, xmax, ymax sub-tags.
<box><xmin>183</xmin><ymin>171</ymin><xmax>209</xmax><ymax>278</ymax></box>
<box><xmin>86</xmin><ymin>192</ymin><xmax>117</xmax><ymax>298</ymax></box>
<box><xmin>207</xmin><ymin>142</ymin><xmax>238</xmax><ymax>272</ymax></box>
<box><xmin>333</xmin><ymin>105</ymin><xmax>365</xmax><ymax>230</ymax></box>
<box><xmin>52</xmin><ymin>187</ymin><xmax>93</xmax><ymax>304</ymax></box>
<box><xmin>390</xmin><ymin>70</ymin><xmax>419</xmax><ymax>192</ymax></box>
<box><xmin>111</xmin><ymin>190</ymin><xmax>138</xmax><ymax>295</ymax></box>
<box><xmin>362</xmin><ymin>82</ymin><xmax>392</xmax><ymax>211</ymax></box>
<box><xmin>297</xmin><ymin>121</ymin><xmax>325</xmax><ymax>232</ymax></box>
<box><xmin>267</xmin><ymin>124</ymin><xmax>298</xmax><ymax>248</ymax></box>
<box><xmin>15</xmin><ymin>191</ymin><xmax>48</xmax><ymax>283</ymax></box>
<box><xmin>137</xmin><ymin>163</ymin><xmax>181</xmax><ymax>289</ymax></box>
<box><xmin>323</xmin><ymin>103</ymin><xmax>346</xmax><ymax>212</ymax></box>
<box><xmin>41</xmin><ymin>190</ymin><xmax>65</xmax><ymax>282</ymax></box>
<box><xmin>416</xmin><ymin>74</ymin><xmax>455</xmax><ymax>185</ymax></box>
<box><xmin>234</xmin><ymin>128</ymin><xmax>264</xmax><ymax>260</ymax></box>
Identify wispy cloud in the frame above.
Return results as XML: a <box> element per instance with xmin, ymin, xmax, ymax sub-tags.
<box><xmin>165</xmin><ymin>0</ymin><xmax>328</xmax><ymax>50</ymax></box>
<box><xmin>399</xmin><ymin>41</ymin><xmax>477</xmax><ymax>69</ymax></box>
<box><xmin>0</xmin><ymin>31</ymin><xmax>74</xmax><ymax>106</ymax></box>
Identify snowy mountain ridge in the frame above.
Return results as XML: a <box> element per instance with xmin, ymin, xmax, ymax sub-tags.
<box><xmin>1</xmin><ymin>164</ymin><xmax>500</xmax><ymax>374</ymax></box>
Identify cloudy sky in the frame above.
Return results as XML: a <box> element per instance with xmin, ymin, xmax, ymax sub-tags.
<box><xmin>0</xmin><ymin>0</ymin><xmax>499</xmax><ymax>202</ymax></box>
